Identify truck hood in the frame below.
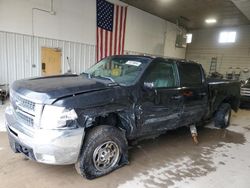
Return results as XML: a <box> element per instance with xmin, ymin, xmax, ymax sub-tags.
<box><xmin>11</xmin><ymin>75</ymin><xmax>110</xmax><ymax>104</ymax></box>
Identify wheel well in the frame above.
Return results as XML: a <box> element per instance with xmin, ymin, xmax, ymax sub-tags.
<box><xmin>85</xmin><ymin>113</ymin><xmax>125</xmax><ymax>132</ymax></box>
<box><xmin>222</xmin><ymin>96</ymin><xmax>239</xmax><ymax>112</ymax></box>
<box><xmin>94</xmin><ymin>113</ymin><xmax>121</xmax><ymax>127</ymax></box>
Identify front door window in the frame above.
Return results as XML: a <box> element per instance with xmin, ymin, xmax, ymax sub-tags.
<box><xmin>144</xmin><ymin>61</ymin><xmax>178</xmax><ymax>88</ymax></box>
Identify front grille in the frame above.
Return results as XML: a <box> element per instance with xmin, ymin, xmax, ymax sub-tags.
<box><xmin>10</xmin><ymin>91</ymin><xmax>36</xmax><ymax>128</ymax></box>
<box><xmin>16</xmin><ymin>110</ymin><xmax>34</xmax><ymax>127</ymax></box>
<box><xmin>241</xmin><ymin>88</ymin><xmax>250</xmax><ymax>96</ymax></box>
<box><xmin>13</xmin><ymin>94</ymin><xmax>35</xmax><ymax>112</ymax></box>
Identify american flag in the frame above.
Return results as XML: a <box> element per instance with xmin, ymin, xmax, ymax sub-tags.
<box><xmin>96</xmin><ymin>0</ymin><xmax>127</xmax><ymax>62</ymax></box>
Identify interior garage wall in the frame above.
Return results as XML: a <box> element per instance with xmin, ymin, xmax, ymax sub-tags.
<box><xmin>0</xmin><ymin>0</ymin><xmax>185</xmax><ymax>56</ymax></box>
<box><xmin>0</xmin><ymin>0</ymin><xmax>96</xmax><ymax>45</ymax></box>
<box><xmin>0</xmin><ymin>0</ymin><xmax>186</xmax><ymax>84</ymax></box>
<box><xmin>0</xmin><ymin>31</ymin><xmax>95</xmax><ymax>84</ymax></box>
<box><xmin>186</xmin><ymin>25</ymin><xmax>250</xmax><ymax>80</ymax></box>
<box><xmin>164</xmin><ymin>22</ymin><xmax>186</xmax><ymax>58</ymax></box>
<box><xmin>124</xmin><ymin>5</ymin><xmax>166</xmax><ymax>56</ymax></box>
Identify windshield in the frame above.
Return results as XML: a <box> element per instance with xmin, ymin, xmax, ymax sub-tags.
<box><xmin>85</xmin><ymin>56</ymin><xmax>150</xmax><ymax>85</ymax></box>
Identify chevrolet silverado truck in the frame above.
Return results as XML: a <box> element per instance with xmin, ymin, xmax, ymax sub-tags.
<box><xmin>5</xmin><ymin>55</ymin><xmax>240</xmax><ymax>179</ymax></box>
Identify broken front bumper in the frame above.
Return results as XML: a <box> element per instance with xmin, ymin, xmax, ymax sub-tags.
<box><xmin>5</xmin><ymin>106</ymin><xmax>85</xmax><ymax>165</ymax></box>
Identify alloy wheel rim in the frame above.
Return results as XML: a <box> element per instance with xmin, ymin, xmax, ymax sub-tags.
<box><xmin>93</xmin><ymin>141</ymin><xmax>120</xmax><ymax>171</ymax></box>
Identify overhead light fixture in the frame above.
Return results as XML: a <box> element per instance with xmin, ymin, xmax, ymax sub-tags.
<box><xmin>159</xmin><ymin>0</ymin><xmax>173</xmax><ymax>3</ymax></box>
<box><xmin>205</xmin><ymin>18</ymin><xmax>217</xmax><ymax>24</ymax></box>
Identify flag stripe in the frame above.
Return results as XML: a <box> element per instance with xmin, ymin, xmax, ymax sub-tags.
<box><xmin>97</xmin><ymin>28</ymin><xmax>100</xmax><ymax>61</ymax></box>
<box><xmin>114</xmin><ymin>5</ymin><xmax>119</xmax><ymax>55</ymax></box>
<box><xmin>105</xmin><ymin>30</ymin><xmax>108</xmax><ymax>57</ymax></box>
<box><xmin>100</xmin><ymin>29</ymin><xmax>103</xmax><ymax>60</ymax></box>
<box><xmin>109</xmin><ymin>30</ymin><xmax>113</xmax><ymax>56</ymax></box>
<box><xmin>121</xmin><ymin>7</ymin><xmax>127</xmax><ymax>54</ymax></box>
<box><xmin>96</xmin><ymin>27</ymin><xmax>99</xmax><ymax>61</ymax></box>
<box><xmin>112</xmin><ymin>5</ymin><xmax>117</xmax><ymax>57</ymax></box>
<box><xmin>118</xmin><ymin>7</ymin><xmax>123</xmax><ymax>55</ymax></box>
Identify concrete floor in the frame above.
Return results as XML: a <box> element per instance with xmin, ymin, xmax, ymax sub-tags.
<box><xmin>0</xmin><ymin>100</ymin><xmax>250</xmax><ymax>188</ymax></box>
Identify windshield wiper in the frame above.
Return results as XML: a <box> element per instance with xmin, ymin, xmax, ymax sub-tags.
<box><xmin>80</xmin><ymin>72</ymin><xmax>91</xmax><ymax>79</ymax></box>
<box><xmin>99</xmin><ymin>76</ymin><xmax>115</xmax><ymax>83</ymax></box>
<box><xmin>92</xmin><ymin>75</ymin><xmax>119</xmax><ymax>85</ymax></box>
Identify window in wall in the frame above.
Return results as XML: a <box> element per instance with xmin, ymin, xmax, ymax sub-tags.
<box><xmin>219</xmin><ymin>31</ymin><xmax>236</xmax><ymax>43</ymax></box>
<box><xmin>186</xmin><ymin>33</ymin><xmax>192</xmax><ymax>43</ymax></box>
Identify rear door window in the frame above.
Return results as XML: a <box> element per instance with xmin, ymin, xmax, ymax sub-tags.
<box><xmin>178</xmin><ymin>63</ymin><xmax>202</xmax><ymax>87</ymax></box>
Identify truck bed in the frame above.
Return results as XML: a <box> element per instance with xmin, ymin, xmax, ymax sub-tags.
<box><xmin>207</xmin><ymin>78</ymin><xmax>240</xmax><ymax>116</ymax></box>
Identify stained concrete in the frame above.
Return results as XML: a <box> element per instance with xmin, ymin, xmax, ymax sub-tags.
<box><xmin>0</xmin><ymin>101</ymin><xmax>250</xmax><ymax>188</ymax></box>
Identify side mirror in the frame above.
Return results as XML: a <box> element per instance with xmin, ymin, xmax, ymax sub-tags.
<box><xmin>144</xmin><ymin>82</ymin><xmax>154</xmax><ymax>89</ymax></box>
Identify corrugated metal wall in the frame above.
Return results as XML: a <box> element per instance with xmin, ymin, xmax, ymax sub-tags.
<box><xmin>186</xmin><ymin>25</ymin><xmax>250</xmax><ymax>80</ymax></box>
<box><xmin>0</xmin><ymin>31</ymin><xmax>96</xmax><ymax>84</ymax></box>
<box><xmin>124</xmin><ymin>50</ymin><xmax>156</xmax><ymax>56</ymax></box>
<box><xmin>124</xmin><ymin>50</ymin><xmax>168</xmax><ymax>58</ymax></box>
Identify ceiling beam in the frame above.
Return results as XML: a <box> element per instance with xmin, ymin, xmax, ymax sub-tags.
<box><xmin>231</xmin><ymin>0</ymin><xmax>250</xmax><ymax>21</ymax></box>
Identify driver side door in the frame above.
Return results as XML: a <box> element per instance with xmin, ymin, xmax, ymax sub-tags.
<box><xmin>137</xmin><ymin>60</ymin><xmax>183</xmax><ymax>135</ymax></box>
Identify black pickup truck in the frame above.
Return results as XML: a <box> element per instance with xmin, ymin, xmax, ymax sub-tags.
<box><xmin>5</xmin><ymin>55</ymin><xmax>240</xmax><ymax>179</ymax></box>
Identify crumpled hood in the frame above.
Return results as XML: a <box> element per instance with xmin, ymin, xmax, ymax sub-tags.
<box><xmin>11</xmin><ymin>75</ymin><xmax>109</xmax><ymax>104</ymax></box>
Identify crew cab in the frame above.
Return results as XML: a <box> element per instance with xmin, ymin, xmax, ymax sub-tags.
<box><xmin>5</xmin><ymin>55</ymin><xmax>240</xmax><ymax>179</ymax></box>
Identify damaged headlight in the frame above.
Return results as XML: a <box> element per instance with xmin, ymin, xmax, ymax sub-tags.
<box><xmin>40</xmin><ymin>105</ymin><xmax>78</xmax><ymax>129</ymax></box>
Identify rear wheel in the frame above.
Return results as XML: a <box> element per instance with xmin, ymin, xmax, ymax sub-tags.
<box><xmin>75</xmin><ymin>125</ymin><xmax>128</xmax><ymax>179</ymax></box>
<box><xmin>214</xmin><ymin>103</ymin><xmax>231</xmax><ymax>128</ymax></box>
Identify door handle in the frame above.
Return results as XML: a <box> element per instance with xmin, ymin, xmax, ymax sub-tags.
<box><xmin>154</xmin><ymin>89</ymin><xmax>158</xmax><ymax>95</ymax></box>
<box><xmin>171</xmin><ymin>95</ymin><xmax>182</xmax><ymax>100</ymax></box>
<box><xmin>182</xmin><ymin>90</ymin><xmax>193</xmax><ymax>97</ymax></box>
<box><xmin>199</xmin><ymin>92</ymin><xmax>207</xmax><ymax>96</ymax></box>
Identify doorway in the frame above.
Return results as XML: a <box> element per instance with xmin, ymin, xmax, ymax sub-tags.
<box><xmin>41</xmin><ymin>47</ymin><xmax>62</xmax><ymax>76</ymax></box>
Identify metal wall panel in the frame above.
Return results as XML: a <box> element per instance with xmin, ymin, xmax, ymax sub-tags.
<box><xmin>124</xmin><ymin>50</ymin><xmax>167</xmax><ymax>58</ymax></box>
<box><xmin>0</xmin><ymin>31</ymin><xmax>96</xmax><ymax>84</ymax></box>
<box><xmin>186</xmin><ymin>26</ymin><xmax>250</xmax><ymax>80</ymax></box>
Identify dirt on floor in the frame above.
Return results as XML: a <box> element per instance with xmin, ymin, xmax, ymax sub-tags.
<box><xmin>0</xmin><ymin>101</ymin><xmax>250</xmax><ymax>188</ymax></box>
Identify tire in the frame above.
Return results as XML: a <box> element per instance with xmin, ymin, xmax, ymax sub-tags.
<box><xmin>214</xmin><ymin>103</ymin><xmax>231</xmax><ymax>129</ymax></box>
<box><xmin>75</xmin><ymin>125</ymin><xmax>128</xmax><ymax>179</ymax></box>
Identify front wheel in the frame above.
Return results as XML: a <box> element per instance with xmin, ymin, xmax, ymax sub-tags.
<box><xmin>75</xmin><ymin>125</ymin><xmax>128</xmax><ymax>179</ymax></box>
<box><xmin>214</xmin><ymin>103</ymin><xmax>231</xmax><ymax>129</ymax></box>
